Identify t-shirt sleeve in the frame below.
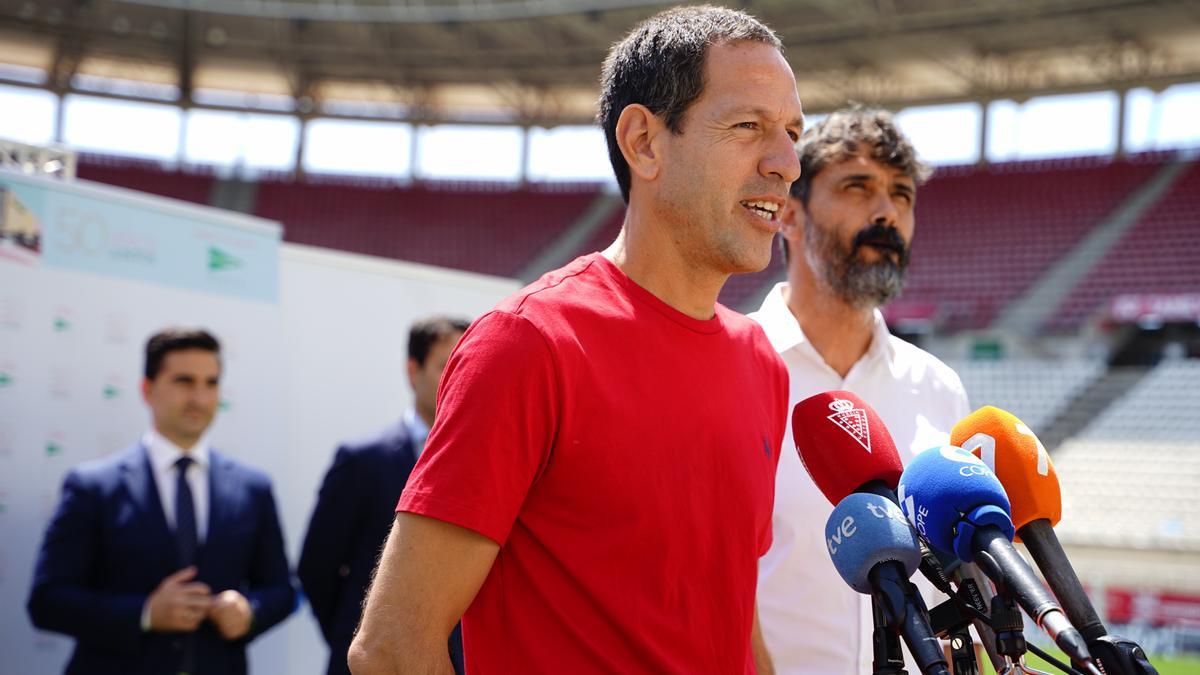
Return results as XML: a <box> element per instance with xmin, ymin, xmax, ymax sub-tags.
<box><xmin>397</xmin><ymin>310</ymin><xmax>559</xmax><ymax>546</ymax></box>
<box><xmin>759</xmin><ymin>350</ymin><xmax>790</xmax><ymax>557</ymax></box>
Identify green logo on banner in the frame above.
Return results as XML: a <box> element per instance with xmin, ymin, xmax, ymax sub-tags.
<box><xmin>208</xmin><ymin>246</ymin><xmax>243</xmax><ymax>272</ymax></box>
<box><xmin>103</xmin><ymin>384</ymin><xmax>120</xmax><ymax>399</ymax></box>
<box><xmin>0</xmin><ymin>372</ymin><xmax>11</xmax><ymax>387</ymax></box>
<box><xmin>46</xmin><ymin>441</ymin><xmax>63</xmax><ymax>457</ymax></box>
<box><xmin>54</xmin><ymin>316</ymin><xmax>71</xmax><ymax>332</ymax></box>
<box><xmin>218</xmin><ymin>398</ymin><xmax>231</xmax><ymax>412</ymax></box>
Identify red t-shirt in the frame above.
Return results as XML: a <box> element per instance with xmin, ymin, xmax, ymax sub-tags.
<box><xmin>399</xmin><ymin>253</ymin><xmax>788</xmax><ymax>674</ymax></box>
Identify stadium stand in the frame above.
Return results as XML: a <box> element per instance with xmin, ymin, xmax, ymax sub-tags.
<box><xmin>562</xmin><ymin>205</ymin><xmax>625</xmax><ymax>267</ymax></box>
<box><xmin>76</xmin><ymin>154</ymin><xmax>214</xmax><ymax>206</ymax></box>
<box><xmin>67</xmin><ymin>152</ymin><xmax>1197</xmax><ymax>328</ymax></box>
<box><xmin>1053</xmin><ymin>358</ymin><xmax>1200</xmax><ymax>551</ymax></box>
<box><xmin>1046</xmin><ymin>161</ymin><xmax>1200</xmax><ymax>332</ymax></box>
<box><xmin>902</xmin><ymin>156</ymin><xmax>1164</xmax><ymax>332</ymax></box>
<box><xmin>253</xmin><ymin>177</ymin><xmax>600</xmax><ymax>277</ymax></box>
<box><xmin>950</xmin><ymin>359</ymin><xmax>1106</xmax><ymax>432</ymax></box>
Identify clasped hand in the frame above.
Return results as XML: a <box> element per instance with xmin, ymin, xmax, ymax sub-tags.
<box><xmin>146</xmin><ymin>566</ymin><xmax>253</xmax><ymax>640</ymax></box>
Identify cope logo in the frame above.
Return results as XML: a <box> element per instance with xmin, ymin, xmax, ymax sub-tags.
<box><xmin>939</xmin><ymin>445</ymin><xmax>994</xmax><ymax>477</ymax></box>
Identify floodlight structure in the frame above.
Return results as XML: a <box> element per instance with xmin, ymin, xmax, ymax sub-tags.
<box><xmin>0</xmin><ymin>139</ymin><xmax>77</xmax><ymax>181</ymax></box>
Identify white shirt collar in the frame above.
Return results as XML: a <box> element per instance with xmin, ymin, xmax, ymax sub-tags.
<box><xmin>143</xmin><ymin>428</ymin><xmax>210</xmax><ymax>473</ymax></box>
<box><xmin>404</xmin><ymin>407</ymin><xmax>430</xmax><ymax>447</ymax></box>
<box><xmin>751</xmin><ymin>282</ymin><xmax>895</xmax><ymax>364</ymax></box>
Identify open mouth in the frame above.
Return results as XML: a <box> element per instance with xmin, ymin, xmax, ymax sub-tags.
<box><xmin>741</xmin><ymin>200</ymin><xmax>780</xmax><ymax>222</ymax></box>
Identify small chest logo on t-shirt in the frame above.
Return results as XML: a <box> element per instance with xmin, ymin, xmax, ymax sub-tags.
<box><xmin>827</xmin><ymin>399</ymin><xmax>871</xmax><ymax>453</ymax></box>
<box><xmin>762</xmin><ymin>437</ymin><xmax>772</xmax><ymax>458</ymax></box>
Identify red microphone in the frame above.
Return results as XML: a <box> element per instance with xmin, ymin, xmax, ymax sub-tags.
<box><xmin>794</xmin><ymin>391</ymin><xmax>1006</xmax><ymax>671</ymax></box>
<box><xmin>792</xmin><ymin>390</ymin><xmax>904</xmax><ymax>505</ymax></box>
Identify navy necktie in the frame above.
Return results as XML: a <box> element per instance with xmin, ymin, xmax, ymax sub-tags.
<box><xmin>174</xmin><ymin>456</ymin><xmax>198</xmax><ymax>566</ymax></box>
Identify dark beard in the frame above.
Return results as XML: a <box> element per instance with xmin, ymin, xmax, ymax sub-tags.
<box><xmin>804</xmin><ymin>217</ymin><xmax>910</xmax><ymax>309</ymax></box>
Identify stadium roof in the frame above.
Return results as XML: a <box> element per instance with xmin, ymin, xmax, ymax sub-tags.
<box><xmin>1</xmin><ymin>0</ymin><xmax>1198</xmax><ymax>126</ymax></box>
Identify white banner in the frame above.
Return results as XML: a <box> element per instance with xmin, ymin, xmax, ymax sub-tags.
<box><xmin>0</xmin><ymin>172</ymin><xmax>518</xmax><ymax>674</ymax></box>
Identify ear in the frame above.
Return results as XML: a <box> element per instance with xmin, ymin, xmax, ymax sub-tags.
<box><xmin>140</xmin><ymin>378</ymin><xmax>151</xmax><ymax>404</ymax></box>
<box><xmin>615</xmin><ymin>104</ymin><xmax>664</xmax><ymax>187</ymax></box>
<box><xmin>779</xmin><ymin>197</ymin><xmax>805</xmax><ymax>251</ymax></box>
<box><xmin>406</xmin><ymin>358</ymin><xmax>420</xmax><ymax>386</ymax></box>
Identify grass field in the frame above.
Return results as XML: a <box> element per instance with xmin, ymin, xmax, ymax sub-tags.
<box><xmin>978</xmin><ymin>646</ymin><xmax>1200</xmax><ymax>674</ymax></box>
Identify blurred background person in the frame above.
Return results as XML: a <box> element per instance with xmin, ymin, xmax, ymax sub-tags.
<box><xmin>299</xmin><ymin>316</ymin><xmax>470</xmax><ymax>675</ymax></box>
<box><xmin>27</xmin><ymin>328</ymin><xmax>296</xmax><ymax>675</ymax></box>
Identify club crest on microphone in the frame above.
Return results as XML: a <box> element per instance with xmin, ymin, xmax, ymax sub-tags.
<box><xmin>827</xmin><ymin>399</ymin><xmax>872</xmax><ymax>453</ymax></box>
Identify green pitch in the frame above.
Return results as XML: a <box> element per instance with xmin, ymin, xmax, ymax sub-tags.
<box><xmin>979</xmin><ymin>647</ymin><xmax>1200</xmax><ymax>674</ymax></box>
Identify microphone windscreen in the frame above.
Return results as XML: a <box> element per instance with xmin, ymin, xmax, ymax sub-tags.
<box><xmin>951</xmin><ymin>406</ymin><xmax>1062</xmax><ymax>532</ymax></box>
<box><xmin>825</xmin><ymin>493</ymin><xmax>922</xmax><ymax>594</ymax></box>
<box><xmin>792</xmin><ymin>391</ymin><xmax>903</xmax><ymax>505</ymax></box>
<box><xmin>897</xmin><ymin>445</ymin><xmax>1016</xmax><ymax>562</ymax></box>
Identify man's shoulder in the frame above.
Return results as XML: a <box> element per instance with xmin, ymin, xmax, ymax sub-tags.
<box><xmin>887</xmin><ymin>335</ymin><xmax>966</xmax><ymax>392</ymax></box>
<box><xmin>210</xmin><ymin>449</ymin><xmax>274</xmax><ymax>490</ymax></box>
<box><xmin>67</xmin><ymin>444</ymin><xmax>142</xmax><ymax>483</ymax></box>
<box><xmin>497</xmin><ymin>254</ymin><xmax>609</xmax><ymax>319</ymax></box>
<box><xmin>337</xmin><ymin>421</ymin><xmax>413</xmax><ymax>460</ymax></box>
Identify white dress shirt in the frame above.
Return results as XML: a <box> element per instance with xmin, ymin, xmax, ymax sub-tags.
<box><xmin>750</xmin><ymin>283</ymin><xmax>972</xmax><ymax>675</ymax></box>
<box><xmin>143</xmin><ymin>429</ymin><xmax>210</xmax><ymax>542</ymax></box>
<box><xmin>404</xmin><ymin>407</ymin><xmax>431</xmax><ymax>457</ymax></box>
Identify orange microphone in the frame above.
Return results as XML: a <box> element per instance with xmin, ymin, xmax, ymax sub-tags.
<box><xmin>950</xmin><ymin>407</ymin><xmax>1101</xmax><ymax>642</ymax></box>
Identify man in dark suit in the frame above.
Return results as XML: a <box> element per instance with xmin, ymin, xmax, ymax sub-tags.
<box><xmin>299</xmin><ymin>316</ymin><xmax>469</xmax><ymax>675</ymax></box>
<box><xmin>28</xmin><ymin>328</ymin><xmax>296</xmax><ymax>675</ymax></box>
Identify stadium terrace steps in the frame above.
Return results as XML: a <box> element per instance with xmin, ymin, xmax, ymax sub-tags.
<box><xmin>517</xmin><ymin>192</ymin><xmax>624</xmax><ymax>283</ymax></box>
<box><xmin>1053</xmin><ymin>359</ymin><xmax>1200</xmax><ymax>552</ymax></box>
<box><xmin>949</xmin><ymin>359</ymin><xmax>1106</xmax><ymax>433</ymax></box>
<box><xmin>992</xmin><ymin>158</ymin><xmax>1193</xmax><ymax>336</ymax></box>
<box><xmin>902</xmin><ymin>156</ymin><xmax>1163</xmax><ymax>333</ymax></box>
<box><xmin>1046</xmin><ymin>160</ymin><xmax>1200</xmax><ymax>332</ymax></box>
<box><xmin>71</xmin><ymin>152</ymin><xmax>1193</xmax><ymax>330</ymax></box>
<box><xmin>76</xmin><ymin>154</ymin><xmax>214</xmax><ymax>206</ymax></box>
<box><xmin>252</xmin><ymin>178</ymin><xmax>601</xmax><ymax>277</ymax></box>
<box><xmin>1037</xmin><ymin>366</ymin><xmax>1152</xmax><ymax>451</ymax></box>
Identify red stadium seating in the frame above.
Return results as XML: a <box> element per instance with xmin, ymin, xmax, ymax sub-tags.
<box><xmin>254</xmin><ymin>176</ymin><xmax>599</xmax><ymax>278</ymax></box>
<box><xmin>1046</xmin><ymin>161</ymin><xmax>1200</xmax><ymax>332</ymax></box>
<box><xmin>73</xmin><ymin>152</ymin><xmax>1195</xmax><ymax>333</ymax></box>
<box><xmin>903</xmin><ymin>156</ymin><xmax>1163</xmax><ymax>332</ymax></box>
<box><xmin>76</xmin><ymin>154</ymin><xmax>214</xmax><ymax>206</ymax></box>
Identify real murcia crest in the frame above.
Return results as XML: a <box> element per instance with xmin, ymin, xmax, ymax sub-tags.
<box><xmin>827</xmin><ymin>399</ymin><xmax>871</xmax><ymax>453</ymax></box>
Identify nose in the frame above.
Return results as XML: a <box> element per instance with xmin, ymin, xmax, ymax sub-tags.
<box><xmin>760</xmin><ymin>128</ymin><xmax>801</xmax><ymax>184</ymax></box>
<box><xmin>870</xmin><ymin>190</ymin><xmax>899</xmax><ymax>227</ymax></box>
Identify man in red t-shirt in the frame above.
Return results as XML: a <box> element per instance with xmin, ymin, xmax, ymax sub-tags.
<box><xmin>350</xmin><ymin>6</ymin><xmax>803</xmax><ymax>674</ymax></box>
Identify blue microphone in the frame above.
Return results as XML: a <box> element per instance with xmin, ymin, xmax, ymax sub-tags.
<box><xmin>898</xmin><ymin>446</ymin><xmax>1100</xmax><ymax>675</ymax></box>
<box><xmin>826</xmin><ymin>493</ymin><xmax>949</xmax><ymax>675</ymax></box>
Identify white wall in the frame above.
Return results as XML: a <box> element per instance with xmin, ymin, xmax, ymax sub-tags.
<box><xmin>0</xmin><ymin>173</ymin><xmax>518</xmax><ymax>674</ymax></box>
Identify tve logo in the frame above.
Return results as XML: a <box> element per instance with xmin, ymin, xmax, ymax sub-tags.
<box><xmin>827</xmin><ymin>515</ymin><xmax>858</xmax><ymax>555</ymax></box>
<box><xmin>864</xmin><ymin>499</ymin><xmax>909</xmax><ymax>526</ymax></box>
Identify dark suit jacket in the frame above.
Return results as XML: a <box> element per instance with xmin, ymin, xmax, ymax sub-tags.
<box><xmin>298</xmin><ymin>419</ymin><xmax>464</xmax><ymax>675</ymax></box>
<box><xmin>27</xmin><ymin>444</ymin><xmax>297</xmax><ymax>675</ymax></box>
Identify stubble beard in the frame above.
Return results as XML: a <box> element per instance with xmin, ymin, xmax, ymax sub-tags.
<box><xmin>803</xmin><ymin>216</ymin><xmax>909</xmax><ymax>310</ymax></box>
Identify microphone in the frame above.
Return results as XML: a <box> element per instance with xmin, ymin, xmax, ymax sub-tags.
<box><xmin>953</xmin><ymin>407</ymin><xmax>1161</xmax><ymax>674</ymax></box>
<box><xmin>792</xmin><ymin>390</ymin><xmax>903</xmax><ymax>505</ymax></box>
<box><xmin>793</xmin><ymin>392</ymin><xmax>997</xmax><ymax>669</ymax></box>
<box><xmin>897</xmin><ymin>445</ymin><xmax>1101</xmax><ymax>674</ymax></box>
<box><xmin>825</xmin><ymin>493</ymin><xmax>949</xmax><ymax>675</ymax></box>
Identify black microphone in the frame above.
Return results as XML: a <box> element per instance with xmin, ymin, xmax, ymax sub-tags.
<box><xmin>825</xmin><ymin>493</ymin><xmax>950</xmax><ymax>675</ymax></box>
<box><xmin>898</xmin><ymin>445</ymin><xmax>1102</xmax><ymax>675</ymax></box>
<box><xmin>952</xmin><ymin>407</ymin><xmax>1160</xmax><ymax>675</ymax></box>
